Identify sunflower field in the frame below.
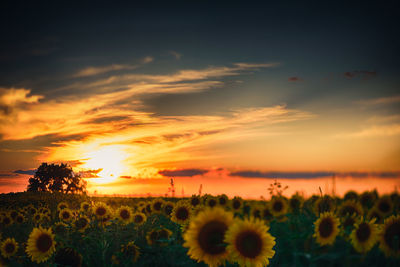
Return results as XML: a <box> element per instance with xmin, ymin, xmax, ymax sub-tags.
<box><xmin>0</xmin><ymin>189</ymin><xmax>400</xmax><ymax>266</ymax></box>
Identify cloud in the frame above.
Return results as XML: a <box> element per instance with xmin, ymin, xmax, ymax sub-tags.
<box><xmin>73</xmin><ymin>64</ymin><xmax>137</xmax><ymax>78</ymax></box>
<box><xmin>230</xmin><ymin>170</ymin><xmax>400</xmax><ymax>179</ymax></box>
<box><xmin>344</xmin><ymin>70</ymin><xmax>377</xmax><ymax>80</ymax></box>
<box><xmin>288</xmin><ymin>77</ymin><xmax>303</xmax><ymax>82</ymax></box>
<box><xmin>158</xmin><ymin>168</ymin><xmax>209</xmax><ymax>177</ymax></box>
<box><xmin>343</xmin><ymin>124</ymin><xmax>400</xmax><ymax>138</ymax></box>
<box><xmin>142</xmin><ymin>56</ymin><xmax>154</xmax><ymax>64</ymax></box>
<box><xmin>169</xmin><ymin>51</ymin><xmax>182</xmax><ymax>60</ymax></box>
<box><xmin>14</xmin><ymin>169</ymin><xmax>36</xmax><ymax>175</ymax></box>
<box><xmin>356</xmin><ymin>95</ymin><xmax>400</xmax><ymax>106</ymax></box>
<box><xmin>78</xmin><ymin>169</ymin><xmax>102</xmax><ymax>178</ymax></box>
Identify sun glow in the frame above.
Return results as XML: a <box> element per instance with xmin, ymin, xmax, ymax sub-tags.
<box><xmin>82</xmin><ymin>145</ymin><xmax>128</xmax><ymax>184</ymax></box>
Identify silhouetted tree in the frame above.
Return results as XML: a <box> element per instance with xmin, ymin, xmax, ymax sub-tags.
<box><xmin>27</xmin><ymin>163</ymin><xmax>87</xmax><ymax>194</ymax></box>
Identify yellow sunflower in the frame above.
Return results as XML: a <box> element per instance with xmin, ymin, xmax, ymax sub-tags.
<box><xmin>163</xmin><ymin>201</ymin><xmax>175</xmax><ymax>216</ymax></box>
<box><xmin>269</xmin><ymin>197</ymin><xmax>288</xmax><ymax>217</ymax></box>
<box><xmin>379</xmin><ymin>214</ymin><xmax>400</xmax><ymax>257</ymax></box>
<box><xmin>9</xmin><ymin>210</ymin><xmax>18</xmax><ymax>220</ymax></box>
<box><xmin>250</xmin><ymin>205</ymin><xmax>263</xmax><ymax>219</ymax></box>
<box><xmin>74</xmin><ymin>216</ymin><xmax>90</xmax><ymax>232</ymax></box>
<box><xmin>313</xmin><ymin>212</ymin><xmax>340</xmax><ymax>246</ymax></box>
<box><xmin>121</xmin><ymin>241</ymin><xmax>140</xmax><ymax>263</ymax></box>
<box><xmin>151</xmin><ymin>198</ymin><xmax>164</xmax><ymax>214</ymax></box>
<box><xmin>115</xmin><ymin>206</ymin><xmax>133</xmax><ymax>224</ymax></box>
<box><xmin>26</xmin><ymin>227</ymin><xmax>56</xmax><ymax>263</ymax></box>
<box><xmin>225</xmin><ymin>218</ymin><xmax>275</xmax><ymax>267</ymax></box>
<box><xmin>190</xmin><ymin>195</ymin><xmax>201</xmax><ymax>208</ymax></box>
<box><xmin>231</xmin><ymin>196</ymin><xmax>243</xmax><ymax>212</ymax></box>
<box><xmin>133</xmin><ymin>212</ymin><xmax>147</xmax><ymax>226</ymax></box>
<box><xmin>171</xmin><ymin>200</ymin><xmax>192</xmax><ymax>225</ymax></box>
<box><xmin>375</xmin><ymin>196</ymin><xmax>393</xmax><ymax>217</ymax></box>
<box><xmin>92</xmin><ymin>202</ymin><xmax>110</xmax><ymax>220</ymax></box>
<box><xmin>261</xmin><ymin>205</ymin><xmax>274</xmax><ymax>222</ymax></box>
<box><xmin>217</xmin><ymin>194</ymin><xmax>229</xmax><ymax>207</ymax></box>
<box><xmin>59</xmin><ymin>208</ymin><xmax>74</xmax><ymax>222</ymax></box>
<box><xmin>0</xmin><ymin>238</ymin><xmax>18</xmax><ymax>259</ymax></box>
<box><xmin>146</xmin><ymin>229</ymin><xmax>159</xmax><ymax>246</ymax></box>
<box><xmin>53</xmin><ymin>222</ymin><xmax>68</xmax><ymax>236</ymax></box>
<box><xmin>57</xmin><ymin>202</ymin><xmax>69</xmax><ymax>211</ymax></box>
<box><xmin>205</xmin><ymin>196</ymin><xmax>218</xmax><ymax>208</ymax></box>
<box><xmin>32</xmin><ymin>212</ymin><xmax>43</xmax><ymax>224</ymax></box>
<box><xmin>367</xmin><ymin>207</ymin><xmax>383</xmax><ymax>224</ymax></box>
<box><xmin>183</xmin><ymin>207</ymin><xmax>234</xmax><ymax>267</ymax></box>
<box><xmin>337</xmin><ymin>200</ymin><xmax>363</xmax><ymax>218</ymax></box>
<box><xmin>14</xmin><ymin>213</ymin><xmax>25</xmax><ymax>224</ymax></box>
<box><xmin>289</xmin><ymin>194</ymin><xmax>304</xmax><ymax>213</ymax></box>
<box><xmin>2</xmin><ymin>215</ymin><xmax>12</xmax><ymax>226</ymax></box>
<box><xmin>350</xmin><ymin>218</ymin><xmax>380</xmax><ymax>253</ymax></box>
<box><xmin>80</xmin><ymin>201</ymin><xmax>91</xmax><ymax>213</ymax></box>
<box><xmin>359</xmin><ymin>191</ymin><xmax>376</xmax><ymax>209</ymax></box>
<box><xmin>313</xmin><ymin>196</ymin><xmax>335</xmax><ymax>215</ymax></box>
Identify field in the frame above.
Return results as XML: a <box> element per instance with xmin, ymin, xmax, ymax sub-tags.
<box><xmin>0</xmin><ymin>189</ymin><xmax>400</xmax><ymax>266</ymax></box>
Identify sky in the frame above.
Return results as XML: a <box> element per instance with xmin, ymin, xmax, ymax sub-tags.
<box><xmin>0</xmin><ymin>1</ymin><xmax>399</xmax><ymax>198</ymax></box>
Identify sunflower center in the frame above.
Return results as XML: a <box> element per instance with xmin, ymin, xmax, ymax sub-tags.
<box><xmin>134</xmin><ymin>215</ymin><xmax>143</xmax><ymax>223</ymax></box>
<box><xmin>164</xmin><ymin>205</ymin><xmax>173</xmax><ymax>215</ymax></box>
<box><xmin>176</xmin><ymin>207</ymin><xmax>189</xmax><ymax>220</ymax></box>
<box><xmin>96</xmin><ymin>207</ymin><xmax>106</xmax><ymax>216</ymax></box>
<box><xmin>5</xmin><ymin>243</ymin><xmax>15</xmax><ymax>253</ymax></box>
<box><xmin>83</xmin><ymin>204</ymin><xmax>89</xmax><ymax>210</ymax></box>
<box><xmin>3</xmin><ymin>217</ymin><xmax>11</xmax><ymax>224</ymax></box>
<box><xmin>198</xmin><ymin>220</ymin><xmax>228</xmax><ymax>255</ymax></box>
<box><xmin>219</xmin><ymin>198</ymin><xmax>227</xmax><ymax>205</ymax></box>
<box><xmin>120</xmin><ymin>209</ymin><xmax>130</xmax><ymax>220</ymax></box>
<box><xmin>356</xmin><ymin>223</ymin><xmax>371</xmax><ymax>242</ymax></box>
<box><xmin>62</xmin><ymin>212</ymin><xmax>70</xmax><ymax>219</ymax></box>
<box><xmin>16</xmin><ymin>216</ymin><xmax>23</xmax><ymax>223</ymax></box>
<box><xmin>378</xmin><ymin>201</ymin><xmax>390</xmax><ymax>213</ymax></box>
<box><xmin>235</xmin><ymin>230</ymin><xmax>263</xmax><ymax>258</ymax></box>
<box><xmin>76</xmin><ymin>218</ymin><xmax>88</xmax><ymax>229</ymax></box>
<box><xmin>191</xmin><ymin>198</ymin><xmax>200</xmax><ymax>206</ymax></box>
<box><xmin>384</xmin><ymin>221</ymin><xmax>400</xmax><ymax>251</ymax></box>
<box><xmin>208</xmin><ymin>199</ymin><xmax>217</xmax><ymax>207</ymax></box>
<box><xmin>319</xmin><ymin>218</ymin><xmax>333</xmax><ymax>238</ymax></box>
<box><xmin>36</xmin><ymin>233</ymin><xmax>53</xmax><ymax>253</ymax></box>
<box><xmin>158</xmin><ymin>229</ymin><xmax>170</xmax><ymax>239</ymax></box>
<box><xmin>233</xmin><ymin>200</ymin><xmax>241</xmax><ymax>210</ymax></box>
<box><xmin>154</xmin><ymin>202</ymin><xmax>162</xmax><ymax>211</ymax></box>
<box><xmin>273</xmin><ymin>201</ymin><xmax>283</xmax><ymax>212</ymax></box>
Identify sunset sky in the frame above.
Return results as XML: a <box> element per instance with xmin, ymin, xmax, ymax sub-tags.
<box><xmin>0</xmin><ymin>2</ymin><xmax>399</xmax><ymax>198</ymax></box>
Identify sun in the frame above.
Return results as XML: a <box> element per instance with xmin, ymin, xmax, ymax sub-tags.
<box><xmin>82</xmin><ymin>145</ymin><xmax>128</xmax><ymax>184</ymax></box>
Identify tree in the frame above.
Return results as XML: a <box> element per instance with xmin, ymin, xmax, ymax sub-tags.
<box><xmin>27</xmin><ymin>163</ymin><xmax>87</xmax><ymax>194</ymax></box>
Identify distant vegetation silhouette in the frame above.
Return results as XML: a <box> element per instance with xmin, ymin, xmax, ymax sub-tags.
<box><xmin>27</xmin><ymin>163</ymin><xmax>87</xmax><ymax>194</ymax></box>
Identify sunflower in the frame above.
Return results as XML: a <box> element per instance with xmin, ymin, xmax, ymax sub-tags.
<box><xmin>313</xmin><ymin>212</ymin><xmax>340</xmax><ymax>246</ymax></box>
<box><xmin>217</xmin><ymin>194</ymin><xmax>229</xmax><ymax>207</ymax></box>
<box><xmin>151</xmin><ymin>198</ymin><xmax>164</xmax><ymax>214</ymax></box>
<box><xmin>289</xmin><ymin>194</ymin><xmax>304</xmax><ymax>213</ymax></box>
<box><xmin>32</xmin><ymin>212</ymin><xmax>43</xmax><ymax>224</ymax></box>
<box><xmin>375</xmin><ymin>196</ymin><xmax>393</xmax><ymax>217</ymax></box>
<box><xmin>116</xmin><ymin>206</ymin><xmax>133</xmax><ymax>224</ymax></box>
<box><xmin>344</xmin><ymin>190</ymin><xmax>359</xmax><ymax>201</ymax></box>
<box><xmin>74</xmin><ymin>216</ymin><xmax>90</xmax><ymax>232</ymax></box>
<box><xmin>367</xmin><ymin>207</ymin><xmax>383</xmax><ymax>224</ymax></box>
<box><xmin>360</xmin><ymin>191</ymin><xmax>376</xmax><ymax>209</ymax></box>
<box><xmin>133</xmin><ymin>212</ymin><xmax>147</xmax><ymax>226</ymax></box>
<box><xmin>9</xmin><ymin>210</ymin><xmax>18</xmax><ymax>220</ymax></box>
<box><xmin>379</xmin><ymin>215</ymin><xmax>400</xmax><ymax>257</ymax></box>
<box><xmin>54</xmin><ymin>247</ymin><xmax>82</xmax><ymax>267</ymax></box>
<box><xmin>121</xmin><ymin>241</ymin><xmax>140</xmax><ymax>263</ymax></box>
<box><xmin>231</xmin><ymin>197</ymin><xmax>243</xmax><ymax>212</ymax></box>
<box><xmin>190</xmin><ymin>195</ymin><xmax>201</xmax><ymax>208</ymax></box>
<box><xmin>15</xmin><ymin>213</ymin><xmax>25</xmax><ymax>224</ymax></box>
<box><xmin>183</xmin><ymin>207</ymin><xmax>234</xmax><ymax>267</ymax></box>
<box><xmin>225</xmin><ymin>218</ymin><xmax>275</xmax><ymax>267</ymax></box>
<box><xmin>80</xmin><ymin>201</ymin><xmax>91</xmax><ymax>213</ymax></box>
<box><xmin>350</xmin><ymin>218</ymin><xmax>380</xmax><ymax>253</ymax></box>
<box><xmin>57</xmin><ymin>202</ymin><xmax>69</xmax><ymax>211</ymax></box>
<box><xmin>205</xmin><ymin>196</ymin><xmax>218</xmax><ymax>208</ymax></box>
<box><xmin>92</xmin><ymin>202</ymin><xmax>110</xmax><ymax>220</ymax></box>
<box><xmin>250</xmin><ymin>205</ymin><xmax>262</xmax><ymax>219</ymax></box>
<box><xmin>27</xmin><ymin>205</ymin><xmax>37</xmax><ymax>216</ymax></box>
<box><xmin>0</xmin><ymin>238</ymin><xmax>18</xmax><ymax>259</ymax></box>
<box><xmin>53</xmin><ymin>222</ymin><xmax>68</xmax><ymax>236</ymax></box>
<box><xmin>171</xmin><ymin>200</ymin><xmax>192</xmax><ymax>225</ymax></box>
<box><xmin>261</xmin><ymin>205</ymin><xmax>274</xmax><ymax>222</ymax></box>
<box><xmin>337</xmin><ymin>200</ymin><xmax>363</xmax><ymax>218</ymax></box>
<box><xmin>59</xmin><ymin>208</ymin><xmax>74</xmax><ymax>222</ymax></box>
<box><xmin>269</xmin><ymin>197</ymin><xmax>288</xmax><ymax>217</ymax></box>
<box><xmin>26</xmin><ymin>227</ymin><xmax>56</xmax><ymax>263</ymax></box>
<box><xmin>313</xmin><ymin>196</ymin><xmax>335</xmax><ymax>215</ymax></box>
<box><xmin>146</xmin><ymin>229</ymin><xmax>160</xmax><ymax>246</ymax></box>
<box><xmin>340</xmin><ymin>214</ymin><xmax>357</xmax><ymax>233</ymax></box>
<box><xmin>145</xmin><ymin>203</ymin><xmax>152</xmax><ymax>214</ymax></box>
<box><xmin>1</xmin><ymin>215</ymin><xmax>12</xmax><ymax>226</ymax></box>
<box><xmin>163</xmin><ymin>201</ymin><xmax>175</xmax><ymax>216</ymax></box>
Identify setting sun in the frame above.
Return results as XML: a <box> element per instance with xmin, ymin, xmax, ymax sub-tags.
<box><xmin>81</xmin><ymin>145</ymin><xmax>128</xmax><ymax>184</ymax></box>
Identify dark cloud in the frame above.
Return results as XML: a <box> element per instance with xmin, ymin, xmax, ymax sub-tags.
<box><xmin>0</xmin><ymin>173</ymin><xmax>18</xmax><ymax>177</ymax></box>
<box><xmin>158</xmin><ymin>168</ymin><xmax>208</xmax><ymax>177</ymax></box>
<box><xmin>344</xmin><ymin>71</ymin><xmax>377</xmax><ymax>80</ymax></box>
<box><xmin>288</xmin><ymin>77</ymin><xmax>303</xmax><ymax>82</ymax></box>
<box><xmin>119</xmin><ymin>175</ymin><xmax>132</xmax><ymax>179</ymax></box>
<box><xmin>229</xmin><ymin>170</ymin><xmax>400</xmax><ymax>179</ymax></box>
<box><xmin>78</xmin><ymin>169</ymin><xmax>102</xmax><ymax>178</ymax></box>
<box><xmin>86</xmin><ymin>116</ymin><xmax>128</xmax><ymax>124</ymax></box>
<box><xmin>14</xmin><ymin>169</ymin><xmax>36</xmax><ymax>175</ymax></box>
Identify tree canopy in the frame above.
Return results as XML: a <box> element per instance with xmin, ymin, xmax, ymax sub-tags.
<box><xmin>27</xmin><ymin>163</ymin><xmax>87</xmax><ymax>194</ymax></box>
